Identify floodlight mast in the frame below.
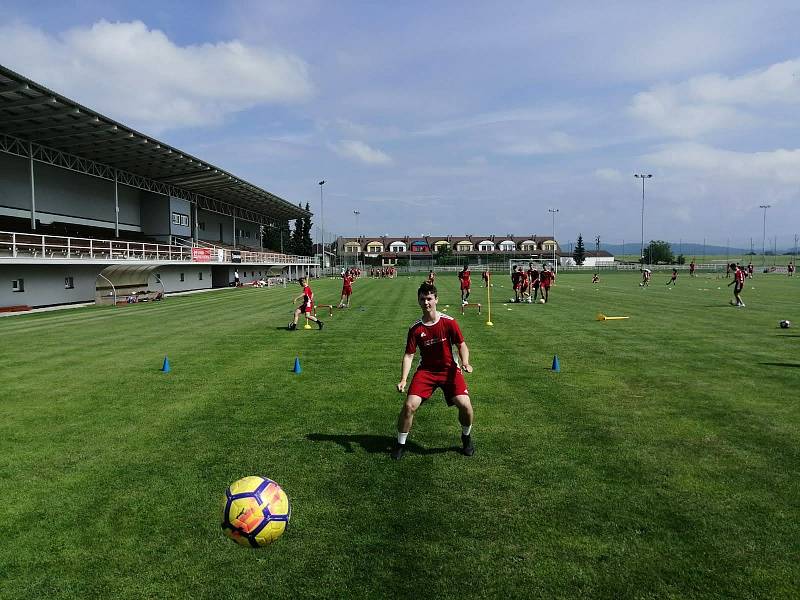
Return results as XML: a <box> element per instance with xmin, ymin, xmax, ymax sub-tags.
<box><xmin>634</xmin><ymin>174</ymin><xmax>653</xmax><ymax>264</ymax></box>
<box><xmin>548</xmin><ymin>208</ymin><xmax>559</xmax><ymax>269</ymax></box>
<box><xmin>759</xmin><ymin>204</ymin><xmax>770</xmax><ymax>269</ymax></box>
<box><xmin>318</xmin><ymin>180</ymin><xmax>326</xmax><ymax>274</ymax></box>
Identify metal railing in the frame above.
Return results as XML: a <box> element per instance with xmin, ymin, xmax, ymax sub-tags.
<box><xmin>0</xmin><ymin>231</ymin><xmax>317</xmax><ymax>265</ymax></box>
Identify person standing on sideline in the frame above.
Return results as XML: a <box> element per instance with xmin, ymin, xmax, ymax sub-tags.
<box><xmin>289</xmin><ymin>277</ymin><xmax>324</xmax><ymax>330</ymax></box>
<box><xmin>728</xmin><ymin>263</ymin><xmax>745</xmax><ymax>307</ymax></box>
<box><xmin>427</xmin><ymin>269</ymin><xmax>436</xmax><ymax>286</ymax></box>
<box><xmin>393</xmin><ymin>281</ymin><xmax>474</xmax><ymax>460</ymax></box>
<box><xmin>234</xmin><ymin>269</ymin><xmax>240</xmax><ymax>287</ymax></box>
<box><xmin>788</xmin><ymin>261</ymin><xmax>795</xmax><ymax>277</ymax></box>
<box><xmin>458</xmin><ymin>264</ymin><xmax>471</xmax><ymax>305</ymax></box>
<box><xmin>641</xmin><ymin>268</ymin><xmax>651</xmax><ymax>286</ymax></box>
<box><xmin>689</xmin><ymin>259</ymin><xmax>696</xmax><ymax>277</ymax></box>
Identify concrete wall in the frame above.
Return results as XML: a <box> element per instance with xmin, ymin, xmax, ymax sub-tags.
<box><xmin>197</xmin><ymin>209</ymin><xmax>233</xmax><ymax>245</ymax></box>
<box><xmin>0</xmin><ymin>153</ymin><xmax>145</xmax><ymax>231</ymax></box>
<box><xmin>0</xmin><ymin>263</ymin><xmax>102</xmax><ymax>307</ymax></box>
<box><xmin>0</xmin><ymin>152</ymin><xmax>29</xmax><ymax>211</ymax></box>
<box><xmin>140</xmin><ymin>193</ymin><xmax>170</xmax><ymax>241</ymax></box>
<box><xmin>169</xmin><ymin>197</ymin><xmax>192</xmax><ymax>238</ymax></box>
<box><xmin>148</xmin><ymin>265</ymin><xmax>212</xmax><ymax>293</ymax></box>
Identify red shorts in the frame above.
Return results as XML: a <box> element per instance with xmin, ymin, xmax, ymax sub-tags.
<box><xmin>408</xmin><ymin>368</ymin><xmax>468</xmax><ymax>405</ymax></box>
<box><xmin>298</xmin><ymin>302</ymin><xmax>312</xmax><ymax>314</ymax></box>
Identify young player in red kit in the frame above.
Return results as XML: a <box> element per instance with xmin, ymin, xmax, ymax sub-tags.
<box><xmin>458</xmin><ymin>264</ymin><xmax>471</xmax><ymax>305</ymax></box>
<box><xmin>666</xmin><ymin>268</ymin><xmax>678</xmax><ymax>286</ymax></box>
<box><xmin>689</xmin><ymin>259</ymin><xmax>696</xmax><ymax>277</ymax></box>
<box><xmin>540</xmin><ymin>265</ymin><xmax>555</xmax><ymax>302</ymax></box>
<box><xmin>392</xmin><ymin>281</ymin><xmax>474</xmax><ymax>460</ymax></box>
<box><xmin>727</xmin><ymin>263</ymin><xmax>745</xmax><ymax>307</ymax></box>
<box><xmin>288</xmin><ymin>277</ymin><xmax>324</xmax><ymax>330</ymax></box>
<box><xmin>337</xmin><ymin>269</ymin><xmax>354</xmax><ymax>308</ymax></box>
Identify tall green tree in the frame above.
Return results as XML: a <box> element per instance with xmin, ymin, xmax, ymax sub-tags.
<box><xmin>302</xmin><ymin>202</ymin><xmax>314</xmax><ymax>256</ymax></box>
<box><xmin>644</xmin><ymin>240</ymin><xmax>674</xmax><ymax>264</ymax></box>
<box><xmin>573</xmin><ymin>234</ymin><xmax>586</xmax><ymax>265</ymax></box>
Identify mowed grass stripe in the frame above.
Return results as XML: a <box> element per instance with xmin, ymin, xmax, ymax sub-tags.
<box><xmin>0</xmin><ymin>272</ymin><xmax>798</xmax><ymax>599</ymax></box>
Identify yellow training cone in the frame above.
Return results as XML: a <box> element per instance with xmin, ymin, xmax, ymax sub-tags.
<box><xmin>596</xmin><ymin>313</ymin><xmax>630</xmax><ymax>321</ymax></box>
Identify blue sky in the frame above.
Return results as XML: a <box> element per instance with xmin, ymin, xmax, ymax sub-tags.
<box><xmin>2</xmin><ymin>1</ymin><xmax>800</xmax><ymax>250</ymax></box>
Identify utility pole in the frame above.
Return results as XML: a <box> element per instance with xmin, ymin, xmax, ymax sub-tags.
<box><xmin>759</xmin><ymin>204</ymin><xmax>770</xmax><ymax>269</ymax></box>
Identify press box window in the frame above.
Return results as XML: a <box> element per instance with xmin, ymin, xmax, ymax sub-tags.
<box><xmin>12</xmin><ymin>279</ymin><xmax>24</xmax><ymax>292</ymax></box>
<box><xmin>198</xmin><ymin>272</ymin><xmax>203</xmax><ymax>280</ymax></box>
<box><xmin>180</xmin><ymin>273</ymin><xmax>185</xmax><ymax>282</ymax></box>
<box><xmin>65</xmin><ymin>276</ymin><xmax>74</xmax><ymax>289</ymax></box>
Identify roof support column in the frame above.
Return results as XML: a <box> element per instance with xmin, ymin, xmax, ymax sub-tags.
<box><xmin>28</xmin><ymin>141</ymin><xmax>36</xmax><ymax>230</ymax></box>
<box><xmin>232</xmin><ymin>214</ymin><xmax>236</xmax><ymax>247</ymax></box>
<box><xmin>114</xmin><ymin>169</ymin><xmax>119</xmax><ymax>238</ymax></box>
<box><xmin>193</xmin><ymin>201</ymin><xmax>198</xmax><ymax>244</ymax></box>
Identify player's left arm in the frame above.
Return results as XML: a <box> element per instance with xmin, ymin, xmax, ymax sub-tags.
<box><xmin>457</xmin><ymin>342</ymin><xmax>473</xmax><ymax>373</ymax></box>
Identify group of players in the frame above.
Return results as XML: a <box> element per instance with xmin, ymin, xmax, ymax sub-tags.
<box><xmin>510</xmin><ymin>264</ymin><xmax>555</xmax><ymax>303</ymax></box>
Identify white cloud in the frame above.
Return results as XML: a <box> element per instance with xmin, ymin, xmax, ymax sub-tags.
<box><xmin>644</xmin><ymin>142</ymin><xmax>800</xmax><ymax>184</ymax></box>
<box><xmin>629</xmin><ymin>58</ymin><xmax>800</xmax><ymax>138</ymax></box>
<box><xmin>497</xmin><ymin>131</ymin><xmax>578</xmax><ymax>155</ymax></box>
<box><xmin>594</xmin><ymin>168</ymin><xmax>623</xmax><ymax>182</ymax></box>
<box><xmin>333</xmin><ymin>140</ymin><xmax>393</xmax><ymax>165</ymax></box>
<box><xmin>415</xmin><ymin>107</ymin><xmax>584</xmax><ymax>137</ymax></box>
<box><xmin>0</xmin><ymin>20</ymin><xmax>313</xmax><ymax>132</ymax></box>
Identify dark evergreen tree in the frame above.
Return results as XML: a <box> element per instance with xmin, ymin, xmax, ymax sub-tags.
<box><xmin>573</xmin><ymin>234</ymin><xmax>586</xmax><ymax>265</ymax></box>
<box><xmin>303</xmin><ymin>202</ymin><xmax>314</xmax><ymax>256</ymax></box>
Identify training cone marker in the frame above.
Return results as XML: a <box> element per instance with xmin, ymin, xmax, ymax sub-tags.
<box><xmin>303</xmin><ymin>318</ymin><xmax>312</xmax><ymax>330</ymax></box>
<box><xmin>293</xmin><ymin>357</ymin><xmax>302</xmax><ymax>374</ymax></box>
<box><xmin>161</xmin><ymin>356</ymin><xmax>170</xmax><ymax>373</ymax></box>
<box><xmin>551</xmin><ymin>355</ymin><xmax>560</xmax><ymax>372</ymax></box>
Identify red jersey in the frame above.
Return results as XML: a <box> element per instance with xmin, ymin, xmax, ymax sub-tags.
<box><xmin>540</xmin><ymin>270</ymin><xmax>554</xmax><ymax>287</ymax></box>
<box><xmin>405</xmin><ymin>313</ymin><xmax>465</xmax><ymax>372</ymax></box>
<box><xmin>303</xmin><ymin>285</ymin><xmax>314</xmax><ymax>305</ymax></box>
<box><xmin>734</xmin><ymin>268</ymin><xmax>745</xmax><ymax>285</ymax></box>
<box><xmin>458</xmin><ymin>269</ymin><xmax>471</xmax><ymax>289</ymax></box>
<box><xmin>342</xmin><ymin>274</ymin><xmax>353</xmax><ymax>291</ymax></box>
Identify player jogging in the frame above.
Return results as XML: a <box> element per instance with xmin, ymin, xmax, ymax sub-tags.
<box><xmin>666</xmin><ymin>268</ymin><xmax>678</xmax><ymax>286</ymax></box>
<box><xmin>540</xmin><ymin>265</ymin><xmax>555</xmax><ymax>302</ymax></box>
<box><xmin>727</xmin><ymin>263</ymin><xmax>745</xmax><ymax>307</ymax></box>
<box><xmin>640</xmin><ymin>268</ymin><xmax>651</xmax><ymax>286</ymax></box>
<box><xmin>338</xmin><ymin>269</ymin><xmax>354</xmax><ymax>308</ymax></box>
<box><xmin>392</xmin><ymin>281</ymin><xmax>474</xmax><ymax>460</ymax></box>
<box><xmin>289</xmin><ymin>277</ymin><xmax>324</xmax><ymax>330</ymax></box>
<box><xmin>458</xmin><ymin>264</ymin><xmax>471</xmax><ymax>305</ymax></box>
<box><xmin>689</xmin><ymin>260</ymin><xmax>696</xmax><ymax>277</ymax></box>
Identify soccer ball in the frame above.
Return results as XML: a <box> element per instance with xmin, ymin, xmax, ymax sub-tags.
<box><xmin>780</xmin><ymin>320</ymin><xmax>791</xmax><ymax>329</ymax></box>
<box><xmin>221</xmin><ymin>476</ymin><xmax>291</xmax><ymax>547</ymax></box>
<box><xmin>538</xmin><ymin>298</ymin><xmax>546</xmax><ymax>304</ymax></box>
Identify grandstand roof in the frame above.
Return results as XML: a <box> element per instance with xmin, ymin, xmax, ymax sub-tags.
<box><xmin>0</xmin><ymin>64</ymin><xmax>309</xmax><ymax>221</ymax></box>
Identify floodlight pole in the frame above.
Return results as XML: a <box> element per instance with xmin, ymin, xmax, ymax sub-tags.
<box><xmin>548</xmin><ymin>208</ymin><xmax>559</xmax><ymax>269</ymax></box>
<box><xmin>759</xmin><ymin>204</ymin><xmax>770</xmax><ymax>269</ymax></box>
<box><xmin>353</xmin><ymin>210</ymin><xmax>360</xmax><ymax>269</ymax></box>
<box><xmin>635</xmin><ymin>174</ymin><xmax>652</xmax><ymax>264</ymax></box>
<box><xmin>319</xmin><ymin>180</ymin><xmax>326</xmax><ymax>274</ymax></box>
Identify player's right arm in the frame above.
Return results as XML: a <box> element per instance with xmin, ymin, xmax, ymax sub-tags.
<box><xmin>397</xmin><ymin>353</ymin><xmax>415</xmax><ymax>393</ymax></box>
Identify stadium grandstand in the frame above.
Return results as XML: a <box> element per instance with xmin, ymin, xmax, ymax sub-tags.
<box><xmin>0</xmin><ymin>64</ymin><xmax>316</xmax><ymax>311</ymax></box>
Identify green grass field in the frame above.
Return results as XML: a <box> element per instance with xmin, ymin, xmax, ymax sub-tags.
<box><xmin>1</xmin><ymin>272</ymin><xmax>798</xmax><ymax>599</ymax></box>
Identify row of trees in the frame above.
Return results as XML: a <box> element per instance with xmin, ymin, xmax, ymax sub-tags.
<box><xmin>572</xmin><ymin>234</ymin><xmax>678</xmax><ymax>265</ymax></box>
<box><xmin>261</xmin><ymin>202</ymin><xmax>314</xmax><ymax>256</ymax></box>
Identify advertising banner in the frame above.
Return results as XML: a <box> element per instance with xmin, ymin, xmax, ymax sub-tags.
<box><xmin>192</xmin><ymin>248</ymin><xmax>212</xmax><ymax>262</ymax></box>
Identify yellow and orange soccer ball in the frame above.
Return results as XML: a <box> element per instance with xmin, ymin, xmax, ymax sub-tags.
<box><xmin>221</xmin><ymin>476</ymin><xmax>291</xmax><ymax>547</ymax></box>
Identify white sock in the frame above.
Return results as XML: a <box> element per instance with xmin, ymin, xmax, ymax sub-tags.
<box><xmin>462</xmin><ymin>425</ymin><xmax>472</xmax><ymax>436</ymax></box>
<box><xmin>397</xmin><ymin>432</ymin><xmax>409</xmax><ymax>445</ymax></box>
